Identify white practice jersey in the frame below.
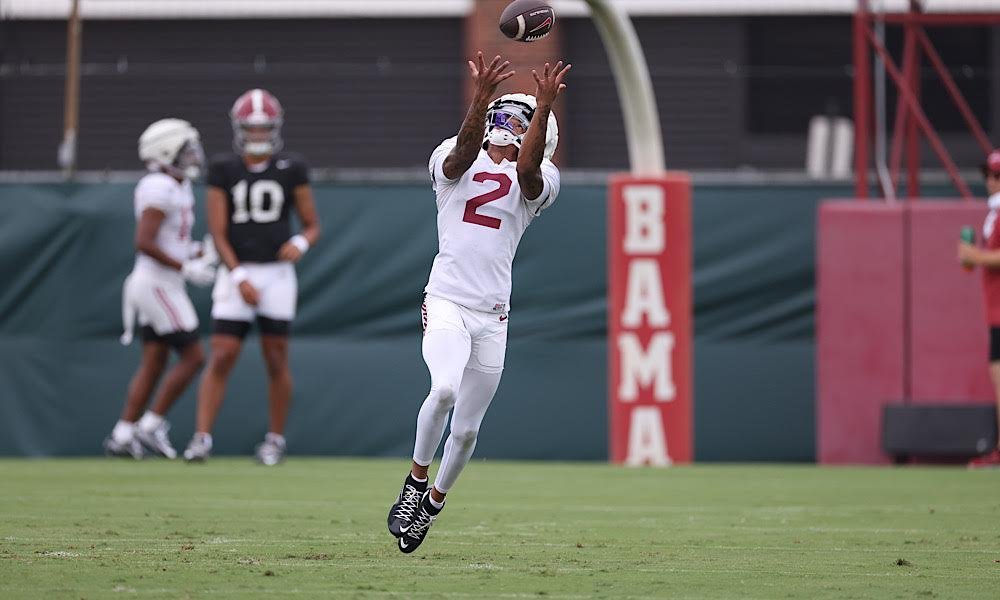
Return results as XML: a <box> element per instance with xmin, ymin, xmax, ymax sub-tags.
<box><xmin>132</xmin><ymin>172</ymin><xmax>194</xmax><ymax>280</ymax></box>
<box><xmin>424</xmin><ymin>137</ymin><xmax>560</xmax><ymax>313</ymax></box>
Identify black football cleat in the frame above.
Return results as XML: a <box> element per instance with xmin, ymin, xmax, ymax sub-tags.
<box><xmin>397</xmin><ymin>491</ymin><xmax>442</xmax><ymax>554</ymax></box>
<box><xmin>387</xmin><ymin>473</ymin><xmax>427</xmax><ymax>538</ymax></box>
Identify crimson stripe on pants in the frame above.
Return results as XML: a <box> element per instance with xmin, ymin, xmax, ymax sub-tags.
<box><xmin>154</xmin><ymin>287</ymin><xmax>183</xmax><ymax>331</ymax></box>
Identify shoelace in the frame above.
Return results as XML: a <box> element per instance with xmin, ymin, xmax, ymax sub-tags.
<box><xmin>406</xmin><ymin>504</ymin><xmax>436</xmax><ymax>538</ymax></box>
<box><xmin>393</xmin><ymin>485</ymin><xmax>422</xmax><ymax>521</ymax></box>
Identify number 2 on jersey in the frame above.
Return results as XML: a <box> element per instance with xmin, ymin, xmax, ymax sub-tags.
<box><xmin>463</xmin><ymin>172</ymin><xmax>511</xmax><ymax>229</ymax></box>
<box><xmin>231</xmin><ymin>180</ymin><xmax>285</xmax><ymax>224</ymax></box>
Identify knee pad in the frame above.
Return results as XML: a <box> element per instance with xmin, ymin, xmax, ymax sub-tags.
<box><xmin>438</xmin><ymin>382</ymin><xmax>456</xmax><ymax>401</ymax></box>
<box><xmin>449</xmin><ymin>426</ymin><xmax>479</xmax><ymax>446</ymax></box>
<box><xmin>427</xmin><ymin>383</ymin><xmax>457</xmax><ymax>411</ymax></box>
<box><xmin>434</xmin><ymin>382</ymin><xmax>457</xmax><ymax>402</ymax></box>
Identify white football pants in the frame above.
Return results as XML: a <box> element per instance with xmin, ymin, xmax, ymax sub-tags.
<box><xmin>120</xmin><ymin>268</ymin><xmax>199</xmax><ymax>345</ymax></box>
<box><xmin>211</xmin><ymin>262</ymin><xmax>298</xmax><ymax>323</ymax></box>
<box><xmin>412</xmin><ymin>295</ymin><xmax>507</xmax><ymax>493</ymax></box>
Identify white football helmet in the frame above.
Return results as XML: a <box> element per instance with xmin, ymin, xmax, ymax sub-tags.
<box><xmin>482</xmin><ymin>93</ymin><xmax>559</xmax><ymax>160</ymax></box>
<box><xmin>138</xmin><ymin>118</ymin><xmax>204</xmax><ymax>180</ymax></box>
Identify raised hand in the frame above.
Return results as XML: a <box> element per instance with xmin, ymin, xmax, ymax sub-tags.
<box><xmin>469</xmin><ymin>52</ymin><xmax>515</xmax><ymax>100</ymax></box>
<box><xmin>532</xmin><ymin>61</ymin><xmax>572</xmax><ymax>107</ymax></box>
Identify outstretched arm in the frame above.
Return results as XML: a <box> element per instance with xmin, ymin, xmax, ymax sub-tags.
<box><xmin>442</xmin><ymin>52</ymin><xmax>516</xmax><ymax>181</ymax></box>
<box><xmin>517</xmin><ymin>61</ymin><xmax>571</xmax><ymax>201</ymax></box>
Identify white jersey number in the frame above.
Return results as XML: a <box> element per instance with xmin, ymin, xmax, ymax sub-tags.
<box><xmin>463</xmin><ymin>172</ymin><xmax>511</xmax><ymax>230</ymax></box>
<box><xmin>231</xmin><ymin>180</ymin><xmax>285</xmax><ymax>224</ymax></box>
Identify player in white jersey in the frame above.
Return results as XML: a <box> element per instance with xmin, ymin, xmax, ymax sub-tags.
<box><xmin>386</xmin><ymin>53</ymin><xmax>571</xmax><ymax>553</ymax></box>
<box><xmin>103</xmin><ymin>119</ymin><xmax>217</xmax><ymax>459</ymax></box>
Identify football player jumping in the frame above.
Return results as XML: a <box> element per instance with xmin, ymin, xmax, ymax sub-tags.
<box><xmin>386</xmin><ymin>54</ymin><xmax>570</xmax><ymax>553</ymax></box>
<box><xmin>182</xmin><ymin>89</ymin><xmax>321</xmax><ymax>465</ymax></box>
<box><xmin>105</xmin><ymin>118</ymin><xmax>216</xmax><ymax>459</ymax></box>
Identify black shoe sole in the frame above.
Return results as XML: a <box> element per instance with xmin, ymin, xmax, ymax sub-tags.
<box><xmin>397</xmin><ymin>535</ymin><xmax>423</xmax><ymax>554</ymax></box>
<box><xmin>389</xmin><ymin>516</ymin><xmax>415</xmax><ymax>538</ymax></box>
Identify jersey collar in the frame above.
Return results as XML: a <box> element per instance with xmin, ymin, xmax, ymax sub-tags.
<box><xmin>989</xmin><ymin>192</ymin><xmax>1000</xmax><ymax>211</ymax></box>
<box><xmin>246</xmin><ymin>160</ymin><xmax>270</xmax><ymax>173</ymax></box>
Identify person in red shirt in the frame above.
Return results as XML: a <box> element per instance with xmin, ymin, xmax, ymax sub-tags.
<box><xmin>958</xmin><ymin>149</ymin><xmax>1000</xmax><ymax>468</ymax></box>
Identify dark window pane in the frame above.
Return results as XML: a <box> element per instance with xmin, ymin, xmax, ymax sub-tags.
<box><xmin>746</xmin><ymin>17</ymin><xmax>853</xmax><ymax>134</ymax></box>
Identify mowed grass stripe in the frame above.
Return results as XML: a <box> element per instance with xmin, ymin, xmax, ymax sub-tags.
<box><xmin>1</xmin><ymin>458</ymin><xmax>998</xmax><ymax>599</ymax></box>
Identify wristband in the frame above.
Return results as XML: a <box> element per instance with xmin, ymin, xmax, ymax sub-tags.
<box><xmin>289</xmin><ymin>234</ymin><xmax>310</xmax><ymax>253</ymax></box>
<box><xmin>230</xmin><ymin>266</ymin><xmax>249</xmax><ymax>285</ymax></box>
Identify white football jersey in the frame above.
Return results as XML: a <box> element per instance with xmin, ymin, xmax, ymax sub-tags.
<box><xmin>132</xmin><ymin>171</ymin><xmax>194</xmax><ymax>279</ymax></box>
<box><xmin>424</xmin><ymin>137</ymin><xmax>560</xmax><ymax>313</ymax></box>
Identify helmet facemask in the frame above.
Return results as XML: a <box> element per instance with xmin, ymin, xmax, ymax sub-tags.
<box><xmin>170</xmin><ymin>139</ymin><xmax>205</xmax><ymax>180</ymax></box>
<box><xmin>484</xmin><ymin>100</ymin><xmax>534</xmax><ymax>152</ymax></box>
<box><xmin>233</xmin><ymin>121</ymin><xmax>283</xmax><ymax>157</ymax></box>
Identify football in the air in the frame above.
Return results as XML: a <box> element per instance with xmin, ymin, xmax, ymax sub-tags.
<box><xmin>499</xmin><ymin>0</ymin><xmax>556</xmax><ymax>43</ymax></box>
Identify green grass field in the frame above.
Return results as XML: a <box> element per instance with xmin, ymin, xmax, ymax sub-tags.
<box><xmin>1</xmin><ymin>459</ymin><xmax>998</xmax><ymax>599</ymax></box>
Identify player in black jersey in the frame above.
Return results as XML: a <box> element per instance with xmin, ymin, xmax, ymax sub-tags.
<box><xmin>183</xmin><ymin>89</ymin><xmax>321</xmax><ymax>465</ymax></box>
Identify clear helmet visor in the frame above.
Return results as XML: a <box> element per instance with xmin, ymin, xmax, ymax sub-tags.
<box><xmin>489</xmin><ymin>110</ymin><xmax>528</xmax><ymax>136</ymax></box>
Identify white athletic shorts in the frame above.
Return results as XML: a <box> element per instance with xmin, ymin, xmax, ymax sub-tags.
<box><xmin>121</xmin><ymin>269</ymin><xmax>198</xmax><ymax>342</ymax></box>
<box><xmin>422</xmin><ymin>294</ymin><xmax>508</xmax><ymax>374</ymax></box>
<box><xmin>211</xmin><ymin>262</ymin><xmax>298</xmax><ymax>323</ymax></box>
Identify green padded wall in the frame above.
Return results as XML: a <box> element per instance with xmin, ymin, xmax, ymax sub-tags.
<box><xmin>0</xmin><ymin>181</ymin><xmax>838</xmax><ymax>460</ymax></box>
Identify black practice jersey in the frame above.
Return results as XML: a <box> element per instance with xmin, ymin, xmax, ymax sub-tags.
<box><xmin>207</xmin><ymin>152</ymin><xmax>310</xmax><ymax>263</ymax></box>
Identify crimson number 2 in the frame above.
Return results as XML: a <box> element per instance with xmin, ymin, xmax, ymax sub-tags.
<box><xmin>462</xmin><ymin>172</ymin><xmax>511</xmax><ymax>229</ymax></box>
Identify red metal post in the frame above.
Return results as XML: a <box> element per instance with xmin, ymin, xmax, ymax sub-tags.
<box><xmin>889</xmin><ymin>18</ymin><xmax>917</xmax><ymax>191</ymax></box>
<box><xmin>864</xmin><ymin>27</ymin><xmax>974</xmax><ymax>199</ymax></box>
<box><xmin>905</xmin><ymin>2</ymin><xmax>921</xmax><ymax>198</ymax></box>
<box><xmin>854</xmin><ymin>6</ymin><xmax>872</xmax><ymax>199</ymax></box>
<box><xmin>915</xmin><ymin>28</ymin><xmax>994</xmax><ymax>155</ymax></box>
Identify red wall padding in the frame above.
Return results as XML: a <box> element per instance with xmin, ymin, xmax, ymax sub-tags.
<box><xmin>908</xmin><ymin>202</ymin><xmax>992</xmax><ymax>402</ymax></box>
<box><xmin>817</xmin><ymin>203</ymin><xmax>906</xmax><ymax>464</ymax></box>
<box><xmin>817</xmin><ymin>201</ymin><xmax>993</xmax><ymax>464</ymax></box>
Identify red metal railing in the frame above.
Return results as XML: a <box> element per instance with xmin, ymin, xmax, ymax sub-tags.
<box><xmin>853</xmin><ymin>0</ymin><xmax>998</xmax><ymax>200</ymax></box>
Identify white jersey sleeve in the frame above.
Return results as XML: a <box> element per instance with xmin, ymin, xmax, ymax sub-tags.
<box><xmin>134</xmin><ymin>172</ymin><xmax>176</xmax><ymax>215</ymax></box>
<box><xmin>429</xmin><ymin>137</ymin><xmax>460</xmax><ymax>192</ymax></box>
<box><xmin>522</xmin><ymin>158</ymin><xmax>560</xmax><ymax>216</ymax></box>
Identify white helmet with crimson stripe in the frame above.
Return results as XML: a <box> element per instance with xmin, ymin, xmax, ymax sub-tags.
<box><xmin>230</xmin><ymin>88</ymin><xmax>284</xmax><ymax>156</ymax></box>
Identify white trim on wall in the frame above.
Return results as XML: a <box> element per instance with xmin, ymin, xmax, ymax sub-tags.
<box><xmin>553</xmin><ymin>0</ymin><xmax>1000</xmax><ymax>17</ymax></box>
<box><xmin>2</xmin><ymin>0</ymin><xmax>998</xmax><ymax>20</ymax></box>
<box><xmin>0</xmin><ymin>0</ymin><xmax>473</xmax><ymax>19</ymax></box>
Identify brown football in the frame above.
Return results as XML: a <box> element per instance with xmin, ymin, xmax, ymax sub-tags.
<box><xmin>499</xmin><ymin>0</ymin><xmax>556</xmax><ymax>43</ymax></box>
